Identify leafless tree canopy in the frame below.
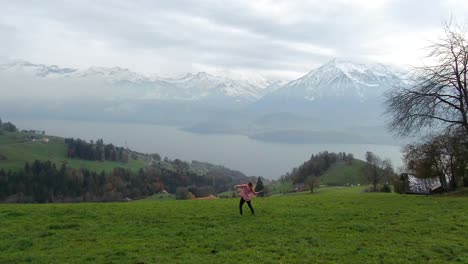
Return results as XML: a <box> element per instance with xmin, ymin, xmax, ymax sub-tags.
<box><xmin>364</xmin><ymin>151</ymin><xmax>389</xmax><ymax>191</ymax></box>
<box><xmin>385</xmin><ymin>22</ymin><xmax>468</xmax><ymax>136</ymax></box>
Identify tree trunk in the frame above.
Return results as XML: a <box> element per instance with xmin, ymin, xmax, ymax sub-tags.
<box><xmin>439</xmin><ymin>174</ymin><xmax>448</xmax><ymax>191</ymax></box>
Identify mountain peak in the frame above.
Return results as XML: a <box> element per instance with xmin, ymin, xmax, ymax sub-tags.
<box><xmin>326</xmin><ymin>57</ymin><xmax>338</xmax><ymax>64</ymax></box>
<box><xmin>177</xmin><ymin>72</ymin><xmax>215</xmax><ymax>81</ymax></box>
<box><xmin>271</xmin><ymin>58</ymin><xmax>406</xmax><ymax>102</ymax></box>
<box><xmin>87</xmin><ymin>66</ymin><xmax>131</xmax><ymax>74</ymax></box>
<box><xmin>320</xmin><ymin>59</ymin><xmax>372</xmax><ymax>74</ymax></box>
<box><xmin>195</xmin><ymin>71</ymin><xmax>209</xmax><ymax>78</ymax></box>
<box><xmin>0</xmin><ymin>60</ymin><xmax>78</xmax><ymax>77</ymax></box>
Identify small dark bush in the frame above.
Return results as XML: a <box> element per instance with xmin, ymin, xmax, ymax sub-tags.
<box><xmin>392</xmin><ymin>178</ymin><xmax>406</xmax><ymax>194</ymax></box>
<box><xmin>189</xmin><ymin>186</ymin><xmax>213</xmax><ymax>198</ymax></box>
<box><xmin>175</xmin><ymin>187</ymin><xmax>193</xmax><ymax>200</ymax></box>
<box><xmin>380</xmin><ymin>184</ymin><xmax>391</xmax><ymax>193</ymax></box>
<box><xmin>364</xmin><ymin>185</ymin><xmax>378</xmax><ymax>192</ymax></box>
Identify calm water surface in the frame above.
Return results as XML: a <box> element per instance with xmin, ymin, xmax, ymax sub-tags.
<box><xmin>13</xmin><ymin>118</ymin><xmax>403</xmax><ymax>179</ymax></box>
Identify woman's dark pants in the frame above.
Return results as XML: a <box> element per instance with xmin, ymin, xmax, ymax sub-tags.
<box><xmin>239</xmin><ymin>197</ymin><xmax>255</xmax><ymax>215</ymax></box>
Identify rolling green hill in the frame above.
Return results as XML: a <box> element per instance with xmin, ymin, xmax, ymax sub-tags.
<box><xmin>0</xmin><ymin>131</ymin><xmax>146</xmax><ymax>172</ymax></box>
<box><xmin>320</xmin><ymin>159</ymin><xmax>369</xmax><ymax>186</ymax></box>
<box><xmin>284</xmin><ymin>151</ymin><xmax>375</xmax><ymax>187</ymax></box>
<box><xmin>1</xmin><ymin>187</ymin><xmax>467</xmax><ymax>263</ymax></box>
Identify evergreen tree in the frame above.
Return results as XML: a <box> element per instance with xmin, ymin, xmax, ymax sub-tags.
<box><xmin>255</xmin><ymin>177</ymin><xmax>264</xmax><ymax>197</ymax></box>
<box><xmin>2</xmin><ymin>122</ymin><xmax>17</xmax><ymax>132</ymax></box>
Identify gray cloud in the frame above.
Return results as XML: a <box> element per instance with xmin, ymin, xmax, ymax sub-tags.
<box><xmin>0</xmin><ymin>0</ymin><xmax>464</xmax><ymax>79</ymax></box>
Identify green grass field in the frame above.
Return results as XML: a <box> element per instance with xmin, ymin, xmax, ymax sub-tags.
<box><xmin>1</xmin><ymin>187</ymin><xmax>467</xmax><ymax>263</ymax></box>
<box><xmin>0</xmin><ymin>131</ymin><xmax>146</xmax><ymax>172</ymax></box>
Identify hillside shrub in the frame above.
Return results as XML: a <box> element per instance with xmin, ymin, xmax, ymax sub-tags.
<box><xmin>175</xmin><ymin>187</ymin><xmax>194</xmax><ymax>200</ymax></box>
<box><xmin>364</xmin><ymin>184</ymin><xmax>391</xmax><ymax>193</ymax></box>
<box><xmin>103</xmin><ymin>192</ymin><xmax>123</xmax><ymax>202</ymax></box>
<box><xmin>392</xmin><ymin>178</ymin><xmax>406</xmax><ymax>194</ymax></box>
<box><xmin>188</xmin><ymin>186</ymin><xmax>213</xmax><ymax>198</ymax></box>
<box><xmin>217</xmin><ymin>192</ymin><xmax>232</xmax><ymax>199</ymax></box>
<box><xmin>380</xmin><ymin>184</ymin><xmax>391</xmax><ymax>193</ymax></box>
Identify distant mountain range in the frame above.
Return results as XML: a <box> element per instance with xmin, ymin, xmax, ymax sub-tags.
<box><xmin>0</xmin><ymin>58</ymin><xmax>409</xmax><ymax>145</ymax></box>
<box><xmin>0</xmin><ymin>60</ymin><xmax>277</xmax><ymax>103</ymax></box>
<box><xmin>0</xmin><ymin>58</ymin><xmax>406</xmax><ymax>103</ymax></box>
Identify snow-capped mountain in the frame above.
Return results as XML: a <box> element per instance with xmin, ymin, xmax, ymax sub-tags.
<box><xmin>0</xmin><ymin>58</ymin><xmax>406</xmax><ymax>105</ymax></box>
<box><xmin>0</xmin><ymin>60</ymin><xmax>272</xmax><ymax>103</ymax></box>
<box><xmin>153</xmin><ymin>72</ymin><xmax>268</xmax><ymax>101</ymax></box>
<box><xmin>0</xmin><ymin>60</ymin><xmax>77</xmax><ymax>77</ymax></box>
<box><xmin>69</xmin><ymin>66</ymin><xmax>151</xmax><ymax>84</ymax></box>
<box><xmin>0</xmin><ymin>60</ymin><xmax>153</xmax><ymax>84</ymax></box>
<box><xmin>270</xmin><ymin>59</ymin><xmax>406</xmax><ymax>102</ymax></box>
<box><xmin>262</xmin><ymin>80</ymin><xmax>289</xmax><ymax>95</ymax></box>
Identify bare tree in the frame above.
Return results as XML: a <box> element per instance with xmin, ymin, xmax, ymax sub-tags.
<box><xmin>382</xmin><ymin>158</ymin><xmax>394</xmax><ymax>185</ymax></box>
<box><xmin>403</xmin><ymin>132</ymin><xmax>467</xmax><ymax>190</ymax></box>
<box><xmin>305</xmin><ymin>175</ymin><xmax>320</xmax><ymax>193</ymax></box>
<box><xmin>385</xmin><ymin>21</ymin><xmax>468</xmax><ymax>190</ymax></box>
<box><xmin>385</xmin><ymin>22</ymin><xmax>468</xmax><ymax>136</ymax></box>
<box><xmin>365</xmin><ymin>151</ymin><xmax>383</xmax><ymax>191</ymax></box>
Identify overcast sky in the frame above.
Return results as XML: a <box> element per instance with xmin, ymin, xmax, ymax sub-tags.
<box><xmin>0</xmin><ymin>0</ymin><xmax>467</xmax><ymax>80</ymax></box>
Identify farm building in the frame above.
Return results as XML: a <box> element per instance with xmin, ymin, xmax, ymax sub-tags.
<box><xmin>400</xmin><ymin>173</ymin><xmax>444</xmax><ymax>194</ymax></box>
<box><xmin>293</xmin><ymin>183</ymin><xmax>307</xmax><ymax>192</ymax></box>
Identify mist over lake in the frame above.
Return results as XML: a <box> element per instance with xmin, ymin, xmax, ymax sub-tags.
<box><xmin>12</xmin><ymin>118</ymin><xmax>403</xmax><ymax>179</ymax></box>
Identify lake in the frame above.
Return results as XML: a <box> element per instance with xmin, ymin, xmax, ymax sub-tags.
<box><xmin>12</xmin><ymin>118</ymin><xmax>403</xmax><ymax>179</ymax></box>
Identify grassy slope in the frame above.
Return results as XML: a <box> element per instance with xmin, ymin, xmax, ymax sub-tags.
<box><xmin>0</xmin><ymin>131</ymin><xmax>146</xmax><ymax>172</ymax></box>
<box><xmin>141</xmin><ymin>193</ymin><xmax>175</xmax><ymax>201</ymax></box>
<box><xmin>320</xmin><ymin>159</ymin><xmax>368</xmax><ymax>186</ymax></box>
<box><xmin>1</xmin><ymin>187</ymin><xmax>467</xmax><ymax>263</ymax></box>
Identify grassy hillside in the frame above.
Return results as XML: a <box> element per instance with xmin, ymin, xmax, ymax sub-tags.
<box><xmin>320</xmin><ymin>159</ymin><xmax>369</xmax><ymax>186</ymax></box>
<box><xmin>1</xmin><ymin>187</ymin><xmax>467</xmax><ymax>263</ymax></box>
<box><xmin>0</xmin><ymin>131</ymin><xmax>146</xmax><ymax>172</ymax></box>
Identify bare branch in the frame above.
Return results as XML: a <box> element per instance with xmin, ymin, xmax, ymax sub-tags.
<box><xmin>384</xmin><ymin>21</ymin><xmax>468</xmax><ymax>136</ymax></box>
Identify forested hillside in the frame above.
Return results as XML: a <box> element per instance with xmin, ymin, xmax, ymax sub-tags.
<box><xmin>284</xmin><ymin>151</ymin><xmax>355</xmax><ymax>184</ymax></box>
<box><xmin>0</xmin><ymin>119</ymin><xmax>248</xmax><ymax>203</ymax></box>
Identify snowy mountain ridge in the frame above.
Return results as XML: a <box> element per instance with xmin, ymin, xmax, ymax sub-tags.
<box><xmin>0</xmin><ymin>60</ymin><xmax>274</xmax><ymax>102</ymax></box>
<box><xmin>0</xmin><ymin>58</ymin><xmax>407</xmax><ymax>103</ymax></box>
